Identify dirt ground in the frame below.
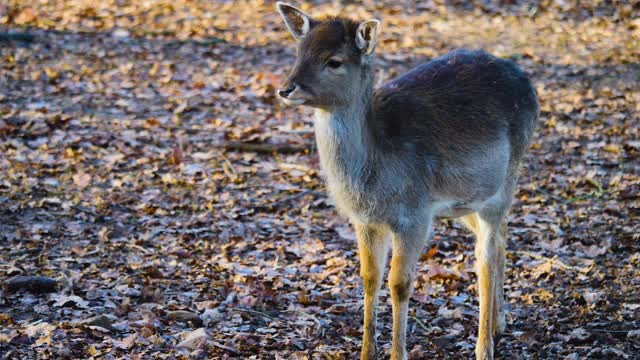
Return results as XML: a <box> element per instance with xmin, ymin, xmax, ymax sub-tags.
<box><xmin>0</xmin><ymin>1</ymin><xmax>639</xmax><ymax>359</ymax></box>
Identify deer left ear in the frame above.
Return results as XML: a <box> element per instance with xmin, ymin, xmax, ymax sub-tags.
<box><xmin>356</xmin><ymin>19</ymin><xmax>381</xmax><ymax>55</ymax></box>
<box><xmin>276</xmin><ymin>2</ymin><xmax>316</xmax><ymax>40</ymax></box>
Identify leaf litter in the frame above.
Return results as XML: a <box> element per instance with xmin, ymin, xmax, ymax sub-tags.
<box><xmin>0</xmin><ymin>0</ymin><xmax>639</xmax><ymax>359</ymax></box>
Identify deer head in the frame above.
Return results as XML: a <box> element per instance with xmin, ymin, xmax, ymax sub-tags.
<box><xmin>276</xmin><ymin>2</ymin><xmax>381</xmax><ymax>109</ymax></box>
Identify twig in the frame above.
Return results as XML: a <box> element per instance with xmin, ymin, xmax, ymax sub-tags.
<box><xmin>295</xmin><ymin>310</ymin><xmax>323</xmax><ymax>330</ymax></box>
<box><xmin>284</xmin><ymin>309</ymin><xmax>325</xmax><ymax>336</ymax></box>
<box><xmin>127</xmin><ymin>244</ymin><xmax>151</xmax><ymax>254</ymax></box>
<box><xmin>4</xmin><ymin>275</ymin><xmax>58</xmax><ymax>294</ymax></box>
<box><xmin>234</xmin><ymin>308</ymin><xmax>277</xmax><ymax>321</ymax></box>
<box><xmin>234</xmin><ymin>307</ymin><xmax>324</xmax><ymax>335</ymax></box>
<box><xmin>164</xmin><ymin>37</ymin><xmax>226</xmax><ymax>46</ymax></box>
<box><xmin>222</xmin><ymin>158</ymin><xmax>238</xmax><ymax>181</ymax></box>
<box><xmin>278</xmin><ymin>162</ymin><xmax>314</xmax><ymax>173</ymax></box>
<box><xmin>590</xmin><ymin>329</ymin><xmax>634</xmax><ymax>333</ymax></box>
<box><xmin>210</xmin><ymin>340</ymin><xmax>239</xmax><ymax>355</ymax></box>
<box><xmin>342</xmin><ymin>336</ymin><xmax>359</xmax><ymax>344</ymax></box>
<box><xmin>514</xmin><ymin>250</ymin><xmax>592</xmax><ymax>273</ymax></box>
<box><xmin>0</xmin><ymin>32</ymin><xmax>35</xmax><ymax>43</ymax></box>
<box><xmin>71</xmin><ymin>204</ymin><xmax>98</xmax><ymax>217</ymax></box>
<box><xmin>410</xmin><ymin>315</ymin><xmax>432</xmax><ymax>333</ymax></box>
<box><xmin>252</xmin><ymin>190</ymin><xmax>324</xmax><ymax>211</ymax></box>
<box><xmin>218</xmin><ymin>141</ymin><xmax>309</xmax><ymax>154</ymax></box>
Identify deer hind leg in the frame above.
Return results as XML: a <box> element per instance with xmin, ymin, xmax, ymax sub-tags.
<box><xmin>493</xmin><ymin>223</ymin><xmax>507</xmax><ymax>336</ymax></box>
<box><xmin>388</xmin><ymin>218</ymin><xmax>432</xmax><ymax>360</ymax></box>
<box><xmin>355</xmin><ymin>223</ymin><xmax>390</xmax><ymax>360</ymax></box>
<box><xmin>459</xmin><ymin>211</ymin><xmax>506</xmax><ymax>360</ymax></box>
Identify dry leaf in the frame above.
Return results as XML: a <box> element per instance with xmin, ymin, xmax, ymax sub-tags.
<box><xmin>115</xmin><ymin>333</ymin><xmax>136</xmax><ymax>350</ymax></box>
<box><xmin>73</xmin><ymin>171</ymin><xmax>92</xmax><ymax>188</ymax></box>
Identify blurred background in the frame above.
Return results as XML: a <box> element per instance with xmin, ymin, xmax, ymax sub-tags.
<box><xmin>1</xmin><ymin>1</ymin><xmax>639</xmax><ymax>359</ymax></box>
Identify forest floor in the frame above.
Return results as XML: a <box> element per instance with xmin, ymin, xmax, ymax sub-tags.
<box><xmin>0</xmin><ymin>1</ymin><xmax>639</xmax><ymax>359</ymax></box>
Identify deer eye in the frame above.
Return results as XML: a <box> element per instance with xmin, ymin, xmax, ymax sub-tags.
<box><xmin>326</xmin><ymin>59</ymin><xmax>343</xmax><ymax>69</ymax></box>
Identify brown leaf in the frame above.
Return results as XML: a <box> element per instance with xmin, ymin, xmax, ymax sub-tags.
<box><xmin>426</xmin><ymin>263</ymin><xmax>464</xmax><ymax>281</ymax></box>
<box><xmin>15</xmin><ymin>8</ymin><xmax>36</xmax><ymax>24</ymax></box>
<box><xmin>169</xmin><ymin>146</ymin><xmax>183</xmax><ymax>166</ymax></box>
<box><xmin>437</xmin><ymin>305</ymin><xmax>463</xmax><ymax>319</ymax></box>
<box><xmin>24</xmin><ymin>322</ymin><xmax>56</xmax><ymax>338</ymax></box>
<box><xmin>115</xmin><ymin>333</ymin><xmax>137</xmax><ymax>350</ymax></box>
<box><xmin>73</xmin><ymin>171</ymin><xmax>92</xmax><ymax>188</ymax></box>
<box><xmin>408</xmin><ymin>344</ymin><xmax>426</xmax><ymax>360</ymax></box>
<box><xmin>176</xmin><ymin>328</ymin><xmax>211</xmax><ymax>350</ymax></box>
<box><xmin>421</xmin><ymin>246</ymin><xmax>438</xmax><ymax>261</ymax></box>
<box><xmin>531</xmin><ymin>261</ymin><xmax>554</xmax><ymax>279</ymax></box>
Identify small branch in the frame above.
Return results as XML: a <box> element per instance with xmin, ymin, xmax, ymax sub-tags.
<box><xmin>234</xmin><ymin>308</ymin><xmax>277</xmax><ymax>321</ymax></box>
<box><xmin>252</xmin><ymin>190</ymin><xmax>324</xmax><ymax>211</ymax></box>
<box><xmin>4</xmin><ymin>275</ymin><xmax>58</xmax><ymax>294</ymax></box>
<box><xmin>127</xmin><ymin>243</ymin><xmax>151</xmax><ymax>254</ymax></box>
<box><xmin>218</xmin><ymin>141</ymin><xmax>309</xmax><ymax>154</ymax></box>
<box><xmin>222</xmin><ymin>158</ymin><xmax>238</xmax><ymax>181</ymax></box>
<box><xmin>163</xmin><ymin>37</ymin><xmax>226</xmax><ymax>46</ymax></box>
<box><xmin>590</xmin><ymin>328</ymin><xmax>635</xmax><ymax>333</ymax></box>
<box><xmin>70</xmin><ymin>204</ymin><xmax>98</xmax><ymax>217</ymax></box>
<box><xmin>278</xmin><ymin>162</ymin><xmax>314</xmax><ymax>173</ymax></box>
<box><xmin>296</xmin><ymin>310</ymin><xmax>323</xmax><ymax>331</ymax></box>
<box><xmin>410</xmin><ymin>315</ymin><xmax>432</xmax><ymax>333</ymax></box>
<box><xmin>210</xmin><ymin>340</ymin><xmax>239</xmax><ymax>355</ymax></box>
<box><xmin>514</xmin><ymin>250</ymin><xmax>593</xmax><ymax>273</ymax></box>
<box><xmin>0</xmin><ymin>32</ymin><xmax>35</xmax><ymax>43</ymax></box>
<box><xmin>342</xmin><ymin>336</ymin><xmax>359</xmax><ymax>344</ymax></box>
<box><xmin>284</xmin><ymin>309</ymin><xmax>325</xmax><ymax>336</ymax></box>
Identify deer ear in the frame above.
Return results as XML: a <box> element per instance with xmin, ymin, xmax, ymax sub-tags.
<box><xmin>356</xmin><ymin>19</ymin><xmax>381</xmax><ymax>55</ymax></box>
<box><xmin>276</xmin><ymin>2</ymin><xmax>315</xmax><ymax>40</ymax></box>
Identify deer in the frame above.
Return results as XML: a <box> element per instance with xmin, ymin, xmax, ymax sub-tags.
<box><xmin>275</xmin><ymin>3</ymin><xmax>539</xmax><ymax>360</ymax></box>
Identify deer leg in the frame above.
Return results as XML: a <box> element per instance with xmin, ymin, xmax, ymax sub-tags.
<box><xmin>474</xmin><ymin>215</ymin><xmax>499</xmax><ymax>360</ymax></box>
<box><xmin>355</xmin><ymin>223</ymin><xmax>390</xmax><ymax>360</ymax></box>
<box><xmin>493</xmin><ymin>223</ymin><xmax>507</xmax><ymax>336</ymax></box>
<box><xmin>460</xmin><ymin>212</ymin><xmax>503</xmax><ymax>360</ymax></box>
<box><xmin>389</xmin><ymin>219</ymin><xmax>431</xmax><ymax>360</ymax></box>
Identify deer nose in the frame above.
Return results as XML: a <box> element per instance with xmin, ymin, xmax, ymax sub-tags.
<box><xmin>278</xmin><ymin>84</ymin><xmax>296</xmax><ymax>98</ymax></box>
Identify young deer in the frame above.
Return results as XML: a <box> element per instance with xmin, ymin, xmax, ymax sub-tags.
<box><xmin>275</xmin><ymin>3</ymin><xmax>538</xmax><ymax>359</ymax></box>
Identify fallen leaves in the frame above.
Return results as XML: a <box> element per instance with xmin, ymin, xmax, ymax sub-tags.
<box><xmin>0</xmin><ymin>330</ymin><xmax>19</xmax><ymax>345</ymax></box>
<box><xmin>51</xmin><ymin>294</ymin><xmax>89</xmax><ymax>309</ymax></box>
<box><xmin>81</xmin><ymin>315</ymin><xmax>116</xmax><ymax>333</ymax></box>
<box><xmin>14</xmin><ymin>7</ymin><xmax>36</xmax><ymax>25</ymax></box>
<box><xmin>0</xmin><ymin>0</ymin><xmax>638</xmax><ymax>359</ymax></box>
<box><xmin>167</xmin><ymin>310</ymin><xmax>202</xmax><ymax>326</ymax></box>
<box><xmin>24</xmin><ymin>322</ymin><xmax>56</xmax><ymax>347</ymax></box>
<box><xmin>568</xmin><ymin>327</ymin><xmax>591</xmax><ymax>343</ymax></box>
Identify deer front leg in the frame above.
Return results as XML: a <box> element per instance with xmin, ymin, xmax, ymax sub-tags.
<box><xmin>389</xmin><ymin>219</ymin><xmax>431</xmax><ymax>360</ymax></box>
<box><xmin>355</xmin><ymin>223</ymin><xmax>390</xmax><ymax>360</ymax></box>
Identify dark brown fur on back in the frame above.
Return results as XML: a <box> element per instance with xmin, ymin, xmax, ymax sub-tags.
<box><xmin>372</xmin><ymin>49</ymin><xmax>538</xmax><ymax>163</ymax></box>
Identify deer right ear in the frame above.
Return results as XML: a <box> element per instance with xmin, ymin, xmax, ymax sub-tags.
<box><xmin>356</xmin><ymin>19</ymin><xmax>381</xmax><ymax>55</ymax></box>
<box><xmin>276</xmin><ymin>2</ymin><xmax>315</xmax><ymax>40</ymax></box>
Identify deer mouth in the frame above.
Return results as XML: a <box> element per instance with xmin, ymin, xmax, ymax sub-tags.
<box><xmin>280</xmin><ymin>97</ymin><xmax>307</xmax><ymax>105</ymax></box>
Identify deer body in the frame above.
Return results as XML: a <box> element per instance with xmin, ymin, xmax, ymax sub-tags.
<box><xmin>313</xmin><ymin>49</ymin><xmax>535</xmax><ymax>227</ymax></box>
<box><xmin>276</xmin><ymin>3</ymin><xmax>538</xmax><ymax>360</ymax></box>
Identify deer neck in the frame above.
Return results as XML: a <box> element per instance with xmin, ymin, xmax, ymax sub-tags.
<box><xmin>313</xmin><ymin>74</ymin><xmax>375</xmax><ymax>190</ymax></box>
